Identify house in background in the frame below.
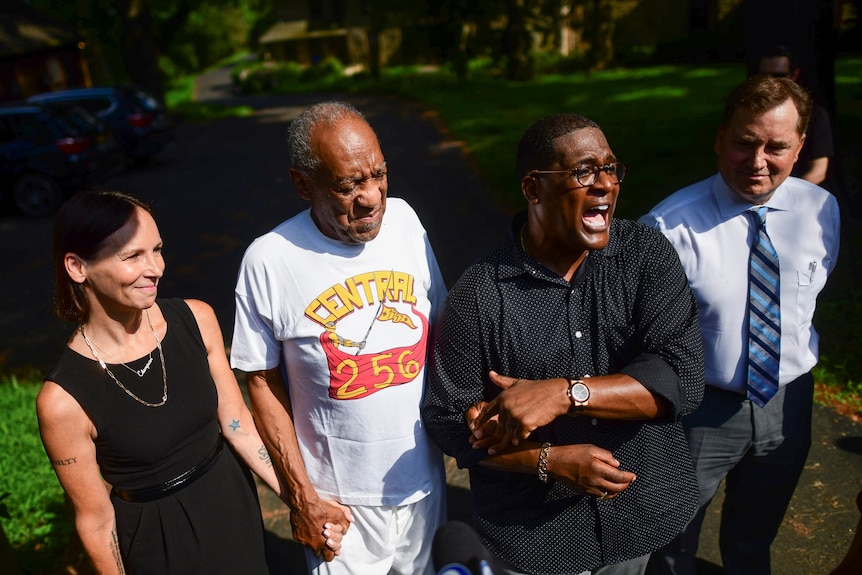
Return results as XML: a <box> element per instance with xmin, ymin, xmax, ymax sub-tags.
<box><xmin>257</xmin><ymin>0</ymin><xmax>751</xmax><ymax>72</ymax></box>
<box><xmin>258</xmin><ymin>0</ymin><xmax>400</xmax><ymax>70</ymax></box>
<box><xmin>0</xmin><ymin>0</ymin><xmax>91</xmax><ymax>102</ymax></box>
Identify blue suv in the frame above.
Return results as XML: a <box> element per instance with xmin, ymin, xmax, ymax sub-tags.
<box><xmin>28</xmin><ymin>86</ymin><xmax>176</xmax><ymax>164</ymax></box>
<box><xmin>0</xmin><ymin>103</ymin><xmax>124</xmax><ymax>216</ymax></box>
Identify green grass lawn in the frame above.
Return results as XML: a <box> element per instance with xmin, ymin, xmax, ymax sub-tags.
<box><xmin>0</xmin><ymin>375</ymin><xmax>77</xmax><ymax>574</ymax></box>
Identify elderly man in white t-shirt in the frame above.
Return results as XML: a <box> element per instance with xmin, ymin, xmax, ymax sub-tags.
<box><xmin>231</xmin><ymin>101</ymin><xmax>447</xmax><ymax>575</ymax></box>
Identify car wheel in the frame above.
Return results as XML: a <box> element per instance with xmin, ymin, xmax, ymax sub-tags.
<box><xmin>12</xmin><ymin>173</ymin><xmax>64</xmax><ymax>217</ymax></box>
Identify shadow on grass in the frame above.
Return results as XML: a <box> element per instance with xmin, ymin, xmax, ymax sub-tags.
<box><xmin>11</xmin><ymin>498</ymin><xmax>89</xmax><ymax>575</ymax></box>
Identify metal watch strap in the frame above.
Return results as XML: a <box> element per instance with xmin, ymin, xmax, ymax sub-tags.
<box><xmin>537</xmin><ymin>442</ymin><xmax>551</xmax><ymax>483</ymax></box>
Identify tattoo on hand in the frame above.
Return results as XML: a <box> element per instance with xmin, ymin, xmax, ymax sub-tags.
<box><xmin>258</xmin><ymin>445</ymin><xmax>273</xmax><ymax>468</ymax></box>
<box><xmin>50</xmin><ymin>457</ymin><xmax>77</xmax><ymax>466</ymax></box>
<box><xmin>229</xmin><ymin>419</ymin><xmax>240</xmax><ymax>431</ymax></box>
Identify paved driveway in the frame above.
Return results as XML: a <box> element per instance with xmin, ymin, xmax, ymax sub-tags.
<box><xmin>0</xmin><ymin>68</ymin><xmax>859</xmax><ymax>573</ymax></box>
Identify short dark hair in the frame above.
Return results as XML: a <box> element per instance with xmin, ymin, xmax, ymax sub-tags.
<box><xmin>287</xmin><ymin>101</ymin><xmax>371</xmax><ymax>175</ymax></box>
<box><xmin>720</xmin><ymin>75</ymin><xmax>812</xmax><ymax>137</ymax></box>
<box><xmin>53</xmin><ymin>190</ymin><xmax>152</xmax><ymax>323</ymax></box>
<box><xmin>516</xmin><ymin>113</ymin><xmax>602</xmax><ymax>179</ymax></box>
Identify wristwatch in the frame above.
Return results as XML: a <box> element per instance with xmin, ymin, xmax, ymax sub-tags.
<box><xmin>567</xmin><ymin>378</ymin><xmax>590</xmax><ymax>413</ymax></box>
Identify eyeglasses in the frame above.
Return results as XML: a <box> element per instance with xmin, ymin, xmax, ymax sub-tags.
<box><xmin>530</xmin><ymin>162</ymin><xmax>627</xmax><ymax>188</ymax></box>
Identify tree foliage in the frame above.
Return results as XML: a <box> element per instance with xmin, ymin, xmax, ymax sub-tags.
<box><xmin>27</xmin><ymin>0</ymin><xmax>270</xmax><ymax>100</ymax></box>
<box><xmin>379</xmin><ymin>0</ymin><xmax>621</xmax><ymax>80</ymax></box>
<box><xmin>25</xmin><ymin>0</ymin><xmax>627</xmax><ymax>92</ymax></box>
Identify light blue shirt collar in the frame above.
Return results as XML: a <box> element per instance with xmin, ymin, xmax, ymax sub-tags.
<box><xmin>714</xmin><ymin>175</ymin><xmax>793</xmax><ymax>220</ymax></box>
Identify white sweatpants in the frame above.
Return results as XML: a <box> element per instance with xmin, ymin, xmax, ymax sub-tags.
<box><xmin>305</xmin><ymin>487</ymin><xmax>446</xmax><ymax>575</ymax></box>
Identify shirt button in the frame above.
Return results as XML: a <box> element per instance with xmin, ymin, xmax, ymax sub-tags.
<box><xmin>591</xmin><ymin>418</ymin><xmax>598</xmax><ymax>426</ymax></box>
<box><xmin>575</xmin><ymin>331</ymin><xmax>582</xmax><ymax>338</ymax></box>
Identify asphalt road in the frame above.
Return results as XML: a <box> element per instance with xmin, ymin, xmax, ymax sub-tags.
<box><xmin>1</xmin><ymin>66</ymin><xmax>859</xmax><ymax>573</ymax></box>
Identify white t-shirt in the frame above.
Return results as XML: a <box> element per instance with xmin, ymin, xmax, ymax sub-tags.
<box><xmin>231</xmin><ymin>198</ymin><xmax>447</xmax><ymax>506</ymax></box>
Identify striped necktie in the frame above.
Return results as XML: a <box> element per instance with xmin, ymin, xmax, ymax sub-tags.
<box><xmin>747</xmin><ymin>206</ymin><xmax>781</xmax><ymax>407</ymax></box>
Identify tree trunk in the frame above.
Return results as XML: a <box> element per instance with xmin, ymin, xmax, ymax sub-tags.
<box><xmin>116</xmin><ymin>0</ymin><xmax>165</xmax><ymax>103</ymax></box>
<box><xmin>587</xmin><ymin>0</ymin><xmax>614</xmax><ymax>71</ymax></box>
<box><xmin>503</xmin><ymin>0</ymin><xmax>534</xmax><ymax>81</ymax></box>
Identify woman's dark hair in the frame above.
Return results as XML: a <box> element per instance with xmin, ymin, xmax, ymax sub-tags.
<box><xmin>53</xmin><ymin>190</ymin><xmax>152</xmax><ymax>323</ymax></box>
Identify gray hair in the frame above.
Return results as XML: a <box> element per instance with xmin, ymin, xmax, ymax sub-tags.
<box><xmin>287</xmin><ymin>101</ymin><xmax>370</xmax><ymax>174</ymax></box>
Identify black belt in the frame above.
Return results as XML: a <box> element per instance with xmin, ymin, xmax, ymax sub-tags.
<box><xmin>112</xmin><ymin>438</ymin><xmax>224</xmax><ymax>503</ymax></box>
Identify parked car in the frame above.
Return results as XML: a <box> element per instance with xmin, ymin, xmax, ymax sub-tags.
<box><xmin>28</xmin><ymin>86</ymin><xmax>176</xmax><ymax>164</ymax></box>
<box><xmin>0</xmin><ymin>103</ymin><xmax>124</xmax><ymax>216</ymax></box>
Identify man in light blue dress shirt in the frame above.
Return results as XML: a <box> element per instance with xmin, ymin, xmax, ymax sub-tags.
<box><xmin>640</xmin><ymin>75</ymin><xmax>841</xmax><ymax>574</ymax></box>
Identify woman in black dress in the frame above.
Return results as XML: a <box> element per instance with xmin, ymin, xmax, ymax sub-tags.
<box><xmin>37</xmin><ymin>190</ymin><xmax>343</xmax><ymax>574</ymax></box>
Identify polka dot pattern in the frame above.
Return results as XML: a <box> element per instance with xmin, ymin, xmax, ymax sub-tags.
<box><xmin>422</xmin><ymin>213</ymin><xmax>705</xmax><ymax>574</ymax></box>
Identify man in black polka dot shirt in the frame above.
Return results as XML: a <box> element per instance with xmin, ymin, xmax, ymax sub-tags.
<box><xmin>422</xmin><ymin>113</ymin><xmax>705</xmax><ymax>574</ymax></box>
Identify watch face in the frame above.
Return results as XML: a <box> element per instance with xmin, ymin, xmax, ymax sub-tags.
<box><xmin>571</xmin><ymin>382</ymin><xmax>590</xmax><ymax>402</ymax></box>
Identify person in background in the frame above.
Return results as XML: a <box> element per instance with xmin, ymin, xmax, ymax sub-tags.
<box><xmin>37</xmin><ymin>190</ymin><xmax>336</xmax><ymax>574</ymax></box>
<box><xmin>755</xmin><ymin>44</ymin><xmax>834</xmax><ymax>187</ymax></box>
<box><xmin>642</xmin><ymin>75</ymin><xmax>840</xmax><ymax>574</ymax></box>
<box><xmin>231</xmin><ymin>101</ymin><xmax>447</xmax><ymax>575</ymax></box>
<box><xmin>422</xmin><ymin>112</ymin><xmax>705</xmax><ymax>574</ymax></box>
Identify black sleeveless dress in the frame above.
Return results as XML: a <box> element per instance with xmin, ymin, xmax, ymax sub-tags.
<box><xmin>47</xmin><ymin>298</ymin><xmax>269</xmax><ymax>574</ymax></box>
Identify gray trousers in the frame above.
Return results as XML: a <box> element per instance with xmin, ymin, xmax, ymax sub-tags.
<box><xmin>647</xmin><ymin>373</ymin><xmax>814</xmax><ymax>575</ymax></box>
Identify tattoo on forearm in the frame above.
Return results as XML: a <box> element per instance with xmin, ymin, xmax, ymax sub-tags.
<box><xmin>258</xmin><ymin>445</ymin><xmax>273</xmax><ymax>468</ymax></box>
<box><xmin>229</xmin><ymin>419</ymin><xmax>240</xmax><ymax>431</ymax></box>
<box><xmin>50</xmin><ymin>456</ymin><xmax>77</xmax><ymax>466</ymax></box>
<box><xmin>110</xmin><ymin>528</ymin><xmax>126</xmax><ymax>574</ymax></box>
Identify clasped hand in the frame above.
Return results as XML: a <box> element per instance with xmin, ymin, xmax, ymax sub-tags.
<box><xmin>290</xmin><ymin>498</ymin><xmax>353</xmax><ymax>561</ymax></box>
<box><xmin>466</xmin><ymin>371</ymin><xmax>636</xmax><ymax>499</ymax></box>
<box><xmin>468</xmin><ymin>371</ymin><xmax>569</xmax><ymax>454</ymax></box>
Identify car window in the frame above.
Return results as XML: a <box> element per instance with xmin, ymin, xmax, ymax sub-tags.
<box><xmin>130</xmin><ymin>90</ymin><xmax>160</xmax><ymax>111</ymax></box>
<box><xmin>49</xmin><ymin>108</ymin><xmax>98</xmax><ymax>136</ymax></box>
<box><xmin>16</xmin><ymin>115</ymin><xmax>55</xmax><ymax>140</ymax></box>
<box><xmin>78</xmin><ymin>98</ymin><xmax>112</xmax><ymax>115</ymax></box>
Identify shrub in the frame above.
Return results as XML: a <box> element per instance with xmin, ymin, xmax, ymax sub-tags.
<box><xmin>300</xmin><ymin>56</ymin><xmax>346</xmax><ymax>83</ymax></box>
<box><xmin>232</xmin><ymin>61</ymin><xmax>304</xmax><ymax>94</ymax></box>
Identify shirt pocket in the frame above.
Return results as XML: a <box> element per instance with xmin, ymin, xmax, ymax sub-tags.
<box><xmin>795</xmin><ymin>267</ymin><xmax>828</xmax><ymax>327</ymax></box>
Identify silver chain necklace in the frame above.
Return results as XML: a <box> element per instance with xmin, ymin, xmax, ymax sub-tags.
<box><xmin>80</xmin><ymin>309</ymin><xmax>168</xmax><ymax>408</ymax></box>
<box><xmin>87</xmin><ymin>337</ymin><xmax>154</xmax><ymax>377</ymax></box>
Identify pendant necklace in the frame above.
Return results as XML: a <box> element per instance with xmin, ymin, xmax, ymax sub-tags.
<box><xmin>87</xmin><ymin>336</ymin><xmax>154</xmax><ymax>377</ymax></box>
<box><xmin>80</xmin><ymin>309</ymin><xmax>168</xmax><ymax>407</ymax></box>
